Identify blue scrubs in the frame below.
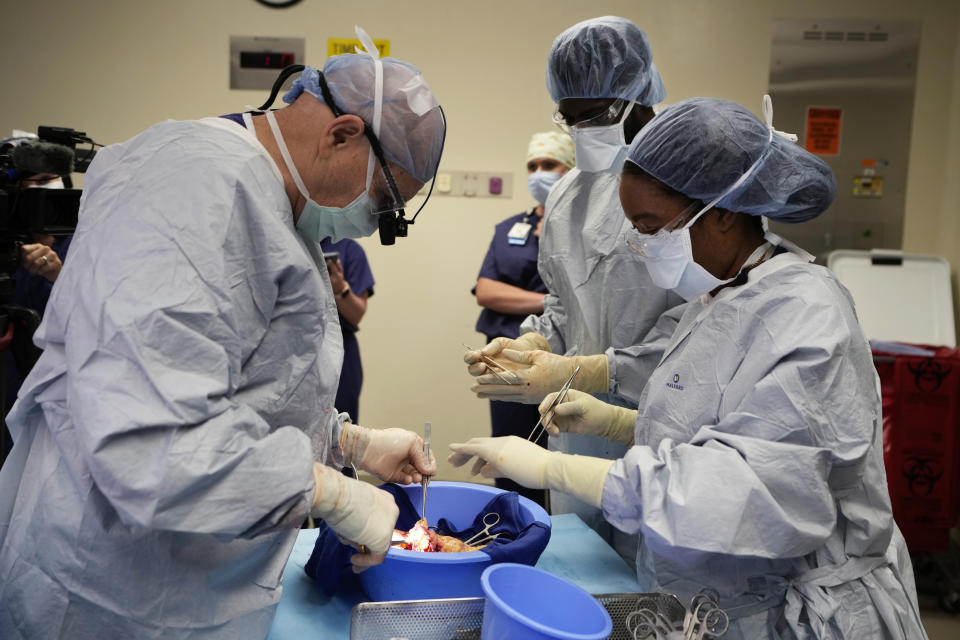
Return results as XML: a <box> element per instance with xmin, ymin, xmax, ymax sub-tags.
<box><xmin>474</xmin><ymin>209</ymin><xmax>548</xmax><ymax>506</ymax></box>
<box><xmin>320</xmin><ymin>237</ymin><xmax>374</xmax><ymax>423</ymax></box>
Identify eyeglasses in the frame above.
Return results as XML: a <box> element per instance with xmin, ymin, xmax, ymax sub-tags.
<box><xmin>552</xmin><ymin>99</ymin><xmax>629</xmax><ymax>133</ymax></box>
<box><xmin>258</xmin><ymin>64</ymin><xmax>446</xmax><ymax>245</ymax></box>
<box><xmin>626</xmin><ymin>199</ymin><xmax>705</xmax><ymax>258</ymax></box>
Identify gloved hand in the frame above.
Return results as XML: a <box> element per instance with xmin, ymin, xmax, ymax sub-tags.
<box><xmin>539</xmin><ymin>389</ymin><xmax>637</xmax><ymax>445</ymax></box>
<box><xmin>340</xmin><ymin>423</ymin><xmax>437</xmax><ymax>484</ymax></box>
<box><xmin>464</xmin><ymin>332</ymin><xmax>551</xmax><ymax>377</ymax></box>
<box><xmin>470</xmin><ymin>349</ymin><xmax>609</xmax><ymax>404</ymax></box>
<box><xmin>447</xmin><ymin>436</ymin><xmax>614</xmax><ymax>508</ymax></box>
<box><xmin>311</xmin><ymin>462</ymin><xmax>399</xmax><ymax>572</ymax></box>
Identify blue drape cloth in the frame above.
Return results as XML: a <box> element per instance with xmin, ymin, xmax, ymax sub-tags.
<box><xmin>304</xmin><ymin>484</ymin><xmax>551</xmax><ymax>596</ymax></box>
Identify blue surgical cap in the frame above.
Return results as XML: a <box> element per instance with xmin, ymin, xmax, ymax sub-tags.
<box><xmin>625</xmin><ymin>97</ymin><xmax>837</xmax><ymax>223</ymax></box>
<box><xmin>546</xmin><ymin>16</ymin><xmax>666</xmax><ymax>105</ymax></box>
<box><xmin>283</xmin><ymin>57</ymin><xmax>444</xmax><ymax>184</ymax></box>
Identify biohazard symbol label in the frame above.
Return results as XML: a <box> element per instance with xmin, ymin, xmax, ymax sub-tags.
<box><xmin>907</xmin><ymin>359</ymin><xmax>952</xmax><ymax>393</ymax></box>
<box><xmin>901</xmin><ymin>457</ymin><xmax>943</xmax><ymax>496</ymax></box>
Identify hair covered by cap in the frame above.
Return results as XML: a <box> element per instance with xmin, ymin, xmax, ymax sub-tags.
<box><xmin>546</xmin><ymin>16</ymin><xmax>665</xmax><ymax>105</ymax></box>
<box><xmin>526</xmin><ymin>131</ymin><xmax>575</xmax><ymax>168</ymax></box>
<box><xmin>283</xmin><ymin>57</ymin><xmax>444</xmax><ymax>184</ymax></box>
<box><xmin>625</xmin><ymin>97</ymin><xmax>837</xmax><ymax>222</ymax></box>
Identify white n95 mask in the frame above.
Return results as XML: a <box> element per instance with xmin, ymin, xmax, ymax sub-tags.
<box><xmin>627</xmin><ymin>217</ymin><xmax>733</xmax><ymax>301</ymax></box>
<box><xmin>265</xmin><ymin>110</ymin><xmax>378</xmax><ymax>243</ymax></box>
<box><xmin>571</xmin><ymin>101</ymin><xmax>635</xmax><ymax>174</ymax></box>
<box><xmin>527</xmin><ymin>170</ymin><xmax>563</xmax><ymax>205</ymax></box>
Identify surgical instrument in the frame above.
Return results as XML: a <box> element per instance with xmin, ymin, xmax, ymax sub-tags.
<box><xmin>462</xmin><ymin>343</ymin><xmax>521</xmax><ymax>385</ymax></box>
<box><xmin>463</xmin><ymin>512</ymin><xmax>501</xmax><ymax>546</ymax></box>
<box><xmin>421</xmin><ymin>422</ymin><xmax>431</xmax><ymax>523</ymax></box>
<box><xmin>527</xmin><ymin>365</ymin><xmax>580</xmax><ymax>442</ymax></box>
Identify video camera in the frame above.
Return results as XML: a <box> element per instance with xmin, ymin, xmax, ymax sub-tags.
<box><xmin>0</xmin><ymin>126</ymin><xmax>98</xmax><ymax>298</ymax></box>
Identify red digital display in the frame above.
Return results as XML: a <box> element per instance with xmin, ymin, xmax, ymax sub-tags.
<box><xmin>240</xmin><ymin>51</ymin><xmax>295</xmax><ymax>69</ymax></box>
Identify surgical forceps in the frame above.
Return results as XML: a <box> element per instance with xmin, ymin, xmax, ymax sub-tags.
<box><xmin>462</xmin><ymin>513</ymin><xmax>501</xmax><ymax>546</ymax></box>
<box><xmin>421</xmin><ymin>422</ymin><xmax>431</xmax><ymax>522</ymax></box>
<box><xmin>527</xmin><ymin>365</ymin><xmax>580</xmax><ymax>443</ymax></box>
<box><xmin>462</xmin><ymin>343</ymin><xmax>521</xmax><ymax>385</ymax></box>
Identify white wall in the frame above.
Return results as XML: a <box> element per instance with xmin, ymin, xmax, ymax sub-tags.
<box><xmin>1</xmin><ymin>0</ymin><xmax>958</xmax><ymax>482</ymax></box>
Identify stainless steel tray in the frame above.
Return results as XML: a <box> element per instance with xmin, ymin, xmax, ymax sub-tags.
<box><xmin>349</xmin><ymin>592</ymin><xmax>685</xmax><ymax>640</ymax></box>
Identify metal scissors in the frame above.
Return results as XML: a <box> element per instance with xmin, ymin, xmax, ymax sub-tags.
<box><xmin>463</xmin><ymin>343</ymin><xmax>520</xmax><ymax>385</ymax></box>
<box><xmin>682</xmin><ymin>589</ymin><xmax>728</xmax><ymax>640</ymax></box>
<box><xmin>625</xmin><ymin>608</ymin><xmax>678</xmax><ymax>639</ymax></box>
<box><xmin>462</xmin><ymin>512</ymin><xmax>501</xmax><ymax>546</ymax></box>
<box><xmin>527</xmin><ymin>365</ymin><xmax>580</xmax><ymax>442</ymax></box>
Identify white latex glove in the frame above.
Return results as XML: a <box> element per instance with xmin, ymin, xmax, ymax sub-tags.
<box><xmin>341</xmin><ymin>423</ymin><xmax>437</xmax><ymax>484</ymax></box>
<box><xmin>539</xmin><ymin>389</ymin><xmax>637</xmax><ymax>445</ymax></box>
<box><xmin>311</xmin><ymin>463</ymin><xmax>399</xmax><ymax>572</ymax></box>
<box><xmin>447</xmin><ymin>436</ymin><xmax>614</xmax><ymax>508</ymax></box>
<box><xmin>464</xmin><ymin>332</ymin><xmax>551</xmax><ymax>377</ymax></box>
<box><xmin>470</xmin><ymin>349</ymin><xmax>609</xmax><ymax>404</ymax></box>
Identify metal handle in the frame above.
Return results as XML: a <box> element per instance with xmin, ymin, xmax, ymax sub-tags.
<box><xmin>421</xmin><ymin>422</ymin><xmax>431</xmax><ymax>520</ymax></box>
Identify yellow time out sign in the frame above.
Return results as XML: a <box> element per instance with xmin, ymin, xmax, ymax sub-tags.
<box><xmin>328</xmin><ymin>38</ymin><xmax>390</xmax><ymax>57</ymax></box>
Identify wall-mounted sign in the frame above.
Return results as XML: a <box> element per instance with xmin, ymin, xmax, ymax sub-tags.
<box><xmin>804</xmin><ymin>106</ymin><xmax>843</xmax><ymax>156</ymax></box>
<box><xmin>328</xmin><ymin>38</ymin><xmax>390</xmax><ymax>57</ymax></box>
<box><xmin>853</xmin><ymin>176</ymin><xmax>884</xmax><ymax>198</ymax></box>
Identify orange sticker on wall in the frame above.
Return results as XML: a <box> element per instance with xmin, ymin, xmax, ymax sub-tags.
<box><xmin>804</xmin><ymin>107</ymin><xmax>843</xmax><ymax>156</ymax></box>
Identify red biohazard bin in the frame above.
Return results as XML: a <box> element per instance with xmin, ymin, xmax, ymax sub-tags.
<box><xmin>874</xmin><ymin>344</ymin><xmax>960</xmax><ymax>552</ymax></box>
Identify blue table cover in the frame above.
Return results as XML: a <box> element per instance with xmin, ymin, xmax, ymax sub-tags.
<box><xmin>267</xmin><ymin>513</ymin><xmax>641</xmax><ymax>639</ymax></box>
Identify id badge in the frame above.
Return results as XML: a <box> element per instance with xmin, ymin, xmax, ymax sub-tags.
<box><xmin>507</xmin><ymin>222</ymin><xmax>532</xmax><ymax>246</ymax></box>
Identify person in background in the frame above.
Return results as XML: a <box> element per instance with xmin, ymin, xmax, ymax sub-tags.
<box><xmin>450</xmin><ymin>97</ymin><xmax>928</xmax><ymax>639</ymax></box>
<box><xmin>471</xmin><ymin>131</ymin><xmax>574</xmax><ymax>507</ymax></box>
<box><xmin>465</xmin><ymin>16</ymin><xmax>683</xmax><ymax>559</ymax></box>
<box><xmin>320</xmin><ymin>237</ymin><xmax>374</xmax><ymax>423</ymax></box>
<box><xmin>1</xmin><ymin>173</ymin><xmax>72</xmax><ymax>464</ymax></box>
<box><xmin>13</xmin><ymin>174</ymin><xmax>71</xmax><ymax>312</ymax></box>
<box><xmin>0</xmin><ymin>33</ymin><xmax>444</xmax><ymax>639</ymax></box>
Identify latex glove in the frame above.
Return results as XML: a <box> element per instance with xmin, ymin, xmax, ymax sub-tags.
<box><xmin>539</xmin><ymin>389</ymin><xmax>637</xmax><ymax>445</ymax></box>
<box><xmin>341</xmin><ymin>423</ymin><xmax>437</xmax><ymax>484</ymax></box>
<box><xmin>447</xmin><ymin>436</ymin><xmax>614</xmax><ymax>508</ymax></box>
<box><xmin>464</xmin><ymin>332</ymin><xmax>551</xmax><ymax>377</ymax></box>
<box><xmin>311</xmin><ymin>463</ymin><xmax>399</xmax><ymax>572</ymax></box>
<box><xmin>470</xmin><ymin>349</ymin><xmax>609</xmax><ymax>404</ymax></box>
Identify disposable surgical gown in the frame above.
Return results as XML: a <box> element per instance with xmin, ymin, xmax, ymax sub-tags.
<box><xmin>520</xmin><ymin>168</ymin><xmax>683</xmax><ymax>551</ymax></box>
<box><xmin>602</xmin><ymin>246</ymin><xmax>927</xmax><ymax>638</ymax></box>
<box><xmin>0</xmin><ymin>117</ymin><xmax>345</xmax><ymax>639</ymax></box>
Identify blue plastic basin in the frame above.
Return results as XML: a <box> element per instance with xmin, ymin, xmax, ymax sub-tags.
<box><xmin>358</xmin><ymin>481</ymin><xmax>551</xmax><ymax>601</ymax></box>
<box><xmin>481</xmin><ymin>563</ymin><xmax>613</xmax><ymax>640</ymax></box>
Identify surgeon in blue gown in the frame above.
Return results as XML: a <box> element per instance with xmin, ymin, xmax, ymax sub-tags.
<box><xmin>450</xmin><ymin>97</ymin><xmax>928</xmax><ymax>639</ymax></box>
<box><xmin>0</xmin><ymin>34</ymin><xmax>444</xmax><ymax>640</ymax></box>
<box><xmin>465</xmin><ymin>16</ymin><xmax>684</xmax><ymax>560</ymax></box>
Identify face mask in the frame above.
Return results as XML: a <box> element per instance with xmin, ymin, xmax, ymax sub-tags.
<box><xmin>265</xmin><ymin>110</ymin><xmax>378</xmax><ymax>243</ymax></box>
<box><xmin>27</xmin><ymin>177</ymin><xmax>64</xmax><ymax>189</ymax></box>
<box><xmin>571</xmin><ymin>101</ymin><xmax>635</xmax><ymax>174</ymax></box>
<box><xmin>296</xmin><ymin>191</ymin><xmax>378</xmax><ymax>242</ymax></box>
<box><xmin>629</xmin><ymin>220</ymin><xmax>734</xmax><ymax>301</ymax></box>
<box><xmin>527</xmin><ymin>170</ymin><xmax>563</xmax><ymax>205</ymax></box>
